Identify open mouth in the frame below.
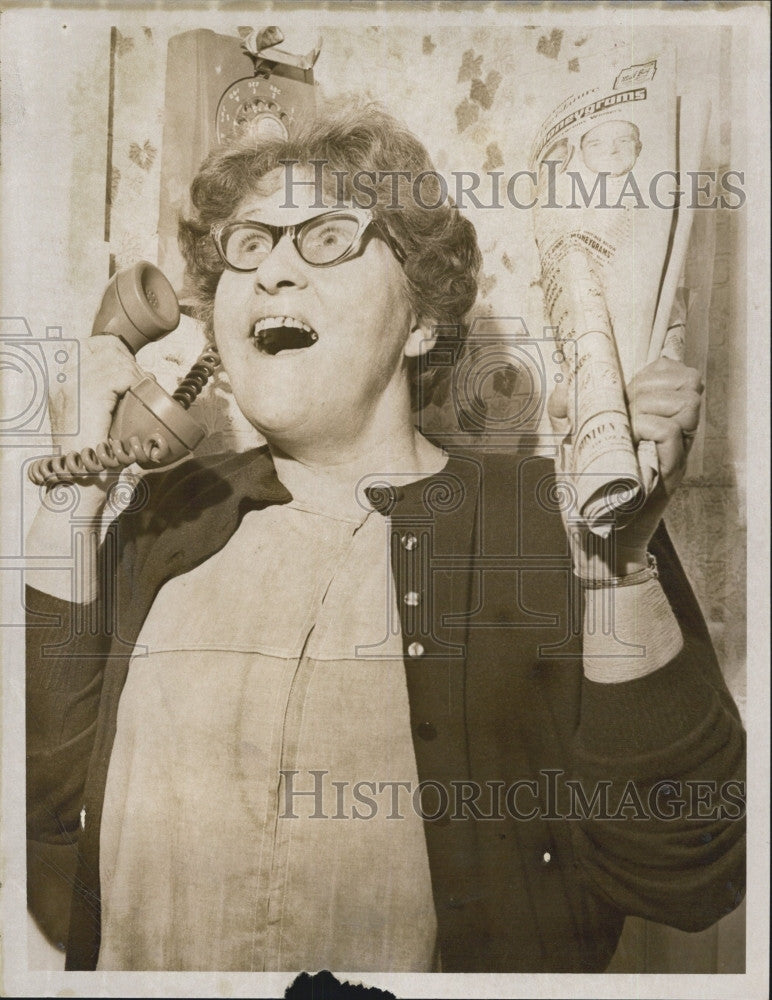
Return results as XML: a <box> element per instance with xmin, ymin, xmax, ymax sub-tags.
<box><xmin>251</xmin><ymin>316</ymin><xmax>319</xmax><ymax>355</ymax></box>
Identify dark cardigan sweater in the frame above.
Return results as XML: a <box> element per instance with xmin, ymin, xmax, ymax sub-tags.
<box><xmin>26</xmin><ymin>445</ymin><xmax>746</xmax><ymax>971</ymax></box>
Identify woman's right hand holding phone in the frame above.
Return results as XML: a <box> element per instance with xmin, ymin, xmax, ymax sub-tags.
<box><xmin>26</xmin><ymin>334</ymin><xmax>150</xmax><ymax>602</ymax></box>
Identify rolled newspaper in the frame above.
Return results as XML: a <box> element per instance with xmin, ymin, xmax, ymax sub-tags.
<box><xmin>530</xmin><ymin>49</ymin><xmax>709</xmax><ymax>532</ymax></box>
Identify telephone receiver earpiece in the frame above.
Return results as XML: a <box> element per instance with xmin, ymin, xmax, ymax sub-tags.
<box><xmin>27</xmin><ymin>261</ymin><xmax>220</xmax><ymax>486</ymax></box>
<box><xmin>91</xmin><ymin>260</ymin><xmax>181</xmax><ymax>350</ymax></box>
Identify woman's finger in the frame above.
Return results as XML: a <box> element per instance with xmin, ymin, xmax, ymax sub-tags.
<box><xmin>547</xmin><ymin>379</ymin><xmax>571</xmax><ymax>434</ymax></box>
<box><xmin>632</xmin><ymin>412</ymin><xmax>687</xmax><ymax>488</ymax></box>
<box><xmin>629</xmin><ymin>388</ymin><xmax>703</xmax><ymax>434</ymax></box>
<box><xmin>628</xmin><ymin>357</ymin><xmax>704</xmax><ymax>396</ymax></box>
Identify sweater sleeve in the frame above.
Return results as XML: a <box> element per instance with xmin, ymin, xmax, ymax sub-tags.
<box><xmin>26</xmin><ymin>584</ymin><xmax>111</xmax><ymax>844</ymax></box>
<box><xmin>25</xmin><ymin>464</ymin><xmax>169</xmax><ymax>845</ymax></box>
<box><xmin>568</xmin><ymin>521</ymin><xmax>746</xmax><ymax>931</ymax></box>
<box><xmin>25</xmin><ymin>466</ymin><xmax>150</xmax><ymax>845</ymax></box>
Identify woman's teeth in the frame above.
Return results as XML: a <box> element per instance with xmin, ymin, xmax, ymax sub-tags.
<box><xmin>251</xmin><ymin>317</ymin><xmax>319</xmax><ymax>355</ymax></box>
<box><xmin>253</xmin><ymin>316</ymin><xmax>315</xmax><ymax>336</ymax></box>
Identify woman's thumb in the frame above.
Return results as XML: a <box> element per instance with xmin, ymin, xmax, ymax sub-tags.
<box><xmin>547</xmin><ymin>379</ymin><xmax>571</xmax><ymax>434</ymax></box>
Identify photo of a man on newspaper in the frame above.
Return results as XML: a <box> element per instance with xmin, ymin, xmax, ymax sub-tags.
<box><xmin>5</xmin><ymin>13</ymin><xmax>754</xmax><ymax>990</ymax></box>
<box><xmin>580</xmin><ymin>120</ymin><xmax>643</xmax><ymax>176</ymax></box>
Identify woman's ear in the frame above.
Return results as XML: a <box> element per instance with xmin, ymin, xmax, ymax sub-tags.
<box><xmin>403</xmin><ymin>319</ymin><xmax>438</xmax><ymax>358</ymax></box>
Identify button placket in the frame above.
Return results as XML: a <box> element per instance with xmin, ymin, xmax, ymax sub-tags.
<box><xmin>395</xmin><ymin>525</ymin><xmax>427</xmax><ymax>649</ymax></box>
<box><xmin>401</xmin><ymin>532</ymin><xmax>418</xmax><ymax>550</ymax></box>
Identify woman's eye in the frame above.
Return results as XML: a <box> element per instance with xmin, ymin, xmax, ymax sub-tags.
<box><xmin>315</xmin><ymin>225</ymin><xmax>347</xmax><ymax>246</ymax></box>
<box><xmin>233</xmin><ymin>231</ymin><xmax>269</xmax><ymax>256</ymax></box>
<box><xmin>299</xmin><ymin>216</ymin><xmax>360</xmax><ymax>260</ymax></box>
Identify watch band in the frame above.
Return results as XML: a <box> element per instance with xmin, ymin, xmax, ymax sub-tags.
<box><xmin>576</xmin><ymin>551</ymin><xmax>659</xmax><ymax>589</ymax></box>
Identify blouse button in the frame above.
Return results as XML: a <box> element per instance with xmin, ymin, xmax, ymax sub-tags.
<box><xmin>407</xmin><ymin>642</ymin><xmax>425</xmax><ymax>658</ymax></box>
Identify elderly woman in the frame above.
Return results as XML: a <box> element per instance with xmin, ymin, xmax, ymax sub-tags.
<box><xmin>26</xmin><ymin>104</ymin><xmax>744</xmax><ymax>973</ymax></box>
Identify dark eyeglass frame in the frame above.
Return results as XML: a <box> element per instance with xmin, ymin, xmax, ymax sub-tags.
<box><xmin>210</xmin><ymin>208</ymin><xmax>407</xmax><ymax>272</ymax></box>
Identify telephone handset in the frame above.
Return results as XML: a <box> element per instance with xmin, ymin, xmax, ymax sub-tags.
<box><xmin>28</xmin><ymin>262</ymin><xmax>220</xmax><ymax>486</ymax></box>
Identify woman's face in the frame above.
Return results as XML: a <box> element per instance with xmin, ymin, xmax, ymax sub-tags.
<box><xmin>212</xmin><ymin>167</ymin><xmax>431</xmax><ymax>452</ymax></box>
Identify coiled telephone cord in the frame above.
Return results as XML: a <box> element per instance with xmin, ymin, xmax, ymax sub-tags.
<box><xmin>28</xmin><ymin>434</ymin><xmax>174</xmax><ymax>485</ymax></box>
<box><xmin>27</xmin><ymin>345</ymin><xmax>220</xmax><ymax>486</ymax></box>
<box><xmin>171</xmin><ymin>345</ymin><xmax>220</xmax><ymax>408</ymax></box>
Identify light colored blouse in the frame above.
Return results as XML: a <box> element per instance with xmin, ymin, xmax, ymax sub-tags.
<box><xmin>97</xmin><ymin>487</ymin><xmax>438</xmax><ymax>972</ymax></box>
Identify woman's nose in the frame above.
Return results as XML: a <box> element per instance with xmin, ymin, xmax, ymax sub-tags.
<box><xmin>253</xmin><ymin>234</ymin><xmax>309</xmax><ymax>294</ymax></box>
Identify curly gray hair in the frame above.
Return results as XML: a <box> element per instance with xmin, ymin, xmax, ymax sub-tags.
<box><xmin>178</xmin><ymin>100</ymin><xmax>482</xmax><ymax>409</ymax></box>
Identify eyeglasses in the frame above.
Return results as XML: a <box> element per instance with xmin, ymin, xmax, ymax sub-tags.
<box><xmin>211</xmin><ymin>208</ymin><xmax>406</xmax><ymax>272</ymax></box>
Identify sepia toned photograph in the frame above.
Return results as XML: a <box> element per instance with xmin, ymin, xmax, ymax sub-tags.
<box><xmin>1</xmin><ymin>4</ymin><xmax>768</xmax><ymax>998</ymax></box>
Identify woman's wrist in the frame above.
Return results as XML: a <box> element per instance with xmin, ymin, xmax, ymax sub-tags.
<box><xmin>569</xmin><ymin>529</ymin><xmax>650</xmax><ymax>581</ymax></box>
<box><xmin>607</xmin><ymin>542</ymin><xmax>650</xmax><ymax>578</ymax></box>
<box><xmin>582</xmin><ymin>574</ymin><xmax>683</xmax><ymax>682</ymax></box>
